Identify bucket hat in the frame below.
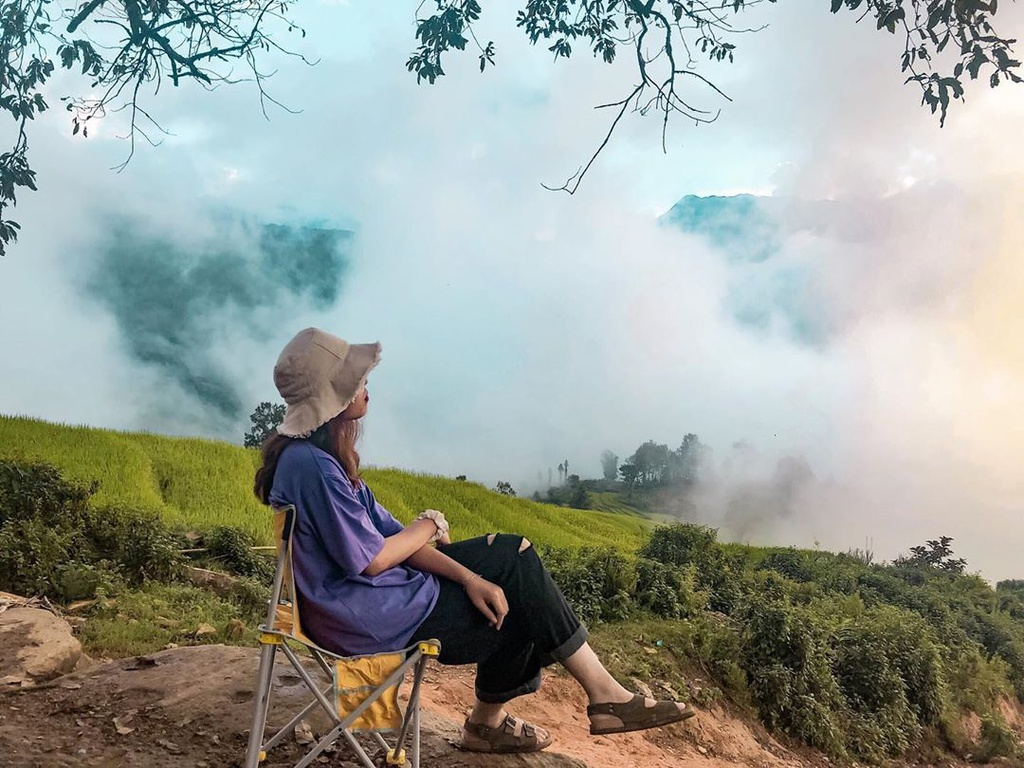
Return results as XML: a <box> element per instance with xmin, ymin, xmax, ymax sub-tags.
<box><xmin>273</xmin><ymin>328</ymin><xmax>381</xmax><ymax>437</ymax></box>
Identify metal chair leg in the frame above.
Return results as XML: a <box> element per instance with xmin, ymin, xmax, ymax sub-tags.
<box><xmin>244</xmin><ymin>642</ymin><xmax>279</xmax><ymax>767</ymax></box>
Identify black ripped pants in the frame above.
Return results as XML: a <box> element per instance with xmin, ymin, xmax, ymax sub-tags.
<box><xmin>408</xmin><ymin>533</ymin><xmax>587</xmax><ymax>704</ymax></box>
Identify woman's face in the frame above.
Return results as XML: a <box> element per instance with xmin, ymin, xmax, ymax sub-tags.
<box><xmin>340</xmin><ymin>384</ymin><xmax>370</xmax><ymax>420</ymax></box>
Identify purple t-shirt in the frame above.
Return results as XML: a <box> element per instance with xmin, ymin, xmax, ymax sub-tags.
<box><xmin>268</xmin><ymin>441</ymin><xmax>439</xmax><ymax>655</ymax></box>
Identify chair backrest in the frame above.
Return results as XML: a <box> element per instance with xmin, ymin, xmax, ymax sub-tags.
<box><xmin>267</xmin><ymin>504</ymin><xmax>311</xmax><ymax>643</ymax></box>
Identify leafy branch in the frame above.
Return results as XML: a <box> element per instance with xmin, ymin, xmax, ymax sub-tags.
<box><xmin>0</xmin><ymin>0</ymin><xmax>310</xmax><ymax>255</ymax></box>
<box><xmin>407</xmin><ymin>0</ymin><xmax>1020</xmax><ymax>193</ymax></box>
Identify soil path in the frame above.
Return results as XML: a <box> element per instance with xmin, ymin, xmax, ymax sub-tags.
<box><xmin>0</xmin><ymin>644</ymin><xmax>819</xmax><ymax>768</ymax></box>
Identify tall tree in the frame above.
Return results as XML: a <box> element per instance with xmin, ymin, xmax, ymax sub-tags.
<box><xmin>674</xmin><ymin>433</ymin><xmax>706</xmax><ymax>487</ymax></box>
<box><xmin>243</xmin><ymin>401</ymin><xmax>286</xmax><ymax>448</ymax></box>
<box><xmin>600</xmin><ymin>449</ymin><xmax>618</xmax><ymax>481</ymax></box>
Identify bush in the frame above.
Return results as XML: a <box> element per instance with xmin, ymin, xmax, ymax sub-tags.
<box><xmin>737</xmin><ymin>596</ymin><xmax>848</xmax><ymax>758</ymax></box>
<box><xmin>0</xmin><ymin>460</ymin><xmax>183</xmax><ymax>600</ymax></box>
<box><xmin>974</xmin><ymin>714</ymin><xmax>1019</xmax><ymax>763</ymax></box>
<box><xmin>640</xmin><ymin>524</ymin><xmax>747</xmax><ymax>613</ymax></box>
<box><xmin>200</xmin><ymin>525</ymin><xmax>275</xmax><ymax>582</ymax></box>
<box><xmin>541</xmin><ymin>546</ymin><xmax>636</xmax><ymax>624</ymax></box>
<box><xmin>634</xmin><ymin>559</ymin><xmax>708</xmax><ymax>619</ymax></box>
<box><xmin>759</xmin><ymin>549</ymin><xmax>813</xmax><ymax>583</ymax></box>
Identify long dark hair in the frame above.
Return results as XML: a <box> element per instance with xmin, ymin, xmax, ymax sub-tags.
<box><xmin>253</xmin><ymin>415</ymin><xmax>363</xmax><ymax>504</ymax></box>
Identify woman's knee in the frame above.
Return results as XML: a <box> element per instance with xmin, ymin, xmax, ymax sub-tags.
<box><xmin>485</xmin><ymin>532</ymin><xmax>533</xmax><ymax>554</ymax></box>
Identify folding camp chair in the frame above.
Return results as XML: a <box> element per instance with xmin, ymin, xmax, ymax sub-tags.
<box><xmin>244</xmin><ymin>504</ymin><xmax>440</xmax><ymax>768</ymax></box>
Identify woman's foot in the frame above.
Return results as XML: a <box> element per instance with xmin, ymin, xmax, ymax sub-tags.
<box><xmin>459</xmin><ymin>712</ymin><xmax>553</xmax><ymax>753</ymax></box>
<box><xmin>587</xmin><ymin>694</ymin><xmax>696</xmax><ymax>735</ymax></box>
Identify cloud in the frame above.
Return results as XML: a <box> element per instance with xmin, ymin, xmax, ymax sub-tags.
<box><xmin>84</xmin><ymin>216</ymin><xmax>350</xmax><ymax>431</ymax></box>
<box><xmin>1</xmin><ymin>3</ymin><xmax>1023</xmax><ymax>579</ymax></box>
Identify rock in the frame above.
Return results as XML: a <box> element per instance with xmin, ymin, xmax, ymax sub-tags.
<box><xmin>186</xmin><ymin>566</ymin><xmax>240</xmax><ymax>596</ymax></box>
<box><xmin>226</xmin><ymin>618</ymin><xmax>247</xmax><ymax>639</ymax></box>
<box><xmin>630</xmin><ymin>677</ymin><xmax>655</xmax><ymax>699</ymax></box>
<box><xmin>0</xmin><ymin>606</ymin><xmax>81</xmax><ymax>683</ymax></box>
<box><xmin>157</xmin><ymin>738</ymin><xmax>183</xmax><ymax>754</ymax></box>
<box><xmin>194</xmin><ymin>622</ymin><xmax>217</xmax><ymax>638</ymax></box>
<box><xmin>294</xmin><ymin>720</ymin><xmax>314</xmax><ymax>744</ymax></box>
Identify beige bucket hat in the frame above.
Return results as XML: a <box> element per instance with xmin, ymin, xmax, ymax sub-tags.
<box><xmin>273</xmin><ymin>328</ymin><xmax>381</xmax><ymax>438</ymax></box>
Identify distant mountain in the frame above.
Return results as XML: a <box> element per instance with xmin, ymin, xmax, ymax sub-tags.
<box><xmin>658</xmin><ymin>186</ymin><xmax>965</xmax><ymax>345</ymax></box>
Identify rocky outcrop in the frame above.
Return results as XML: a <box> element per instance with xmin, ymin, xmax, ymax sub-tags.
<box><xmin>0</xmin><ymin>602</ymin><xmax>82</xmax><ymax>685</ymax></box>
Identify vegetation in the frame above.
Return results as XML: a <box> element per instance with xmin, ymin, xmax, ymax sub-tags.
<box><xmin>3</xmin><ymin>1</ymin><xmax>1020</xmax><ymax>253</ymax></box>
<box><xmin>243</xmin><ymin>401</ymin><xmax>286</xmax><ymax>449</ymax></box>
<box><xmin>541</xmin><ymin>524</ymin><xmax>1024</xmax><ymax>763</ymax></box>
<box><xmin>0</xmin><ymin>415</ymin><xmax>650</xmax><ymax>550</ymax></box>
<box><xmin>2</xmin><ymin>416</ymin><xmax>1023</xmax><ymax>765</ymax></box>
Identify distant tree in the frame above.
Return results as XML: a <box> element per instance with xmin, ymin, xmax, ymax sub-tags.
<box><xmin>619</xmin><ymin>461</ymin><xmax>639</xmax><ymax>488</ymax></box>
<box><xmin>566</xmin><ymin>473</ymin><xmax>580</xmax><ymax>486</ymax></box>
<box><xmin>627</xmin><ymin>440</ymin><xmax>671</xmax><ymax>486</ymax></box>
<box><xmin>243</xmin><ymin>401</ymin><xmax>286</xmax><ymax>448</ymax></box>
<box><xmin>455</xmin><ymin>475</ymin><xmax>467</xmax><ymax>481</ymax></box>
<box><xmin>493</xmin><ymin>480</ymin><xmax>516</xmax><ymax>496</ymax></box>
<box><xmin>568</xmin><ymin>483</ymin><xmax>590</xmax><ymax>510</ymax></box>
<box><xmin>674</xmin><ymin>433</ymin><xmax>706</xmax><ymax>486</ymax></box>
<box><xmin>600</xmin><ymin>450</ymin><xmax>618</xmax><ymax>481</ymax></box>
<box><xmin>895</xmin><ymin>535</ymin><xmax>968</xmax><ymax>574</ymax></box>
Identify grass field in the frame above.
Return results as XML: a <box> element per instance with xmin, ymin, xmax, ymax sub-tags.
<box><xmin>0</xmin><ymin>415</ymin><xmax>651</xmax><ymax>550</ymax></box>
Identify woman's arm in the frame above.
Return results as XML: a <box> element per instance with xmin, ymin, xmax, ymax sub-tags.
<box><xmin>404</xmin><ymin>543</ymin><xmax>475</xmax><ymax>585</ymax></box>
<box><xmin>361</xmin><ymin>518</ymin><xmax>439</xmax><ymax>576</ymax></box>
<box><xmin>405</xmin><ymin>544</ymin><xmax>509</xmax><ymax>630</ymax></box>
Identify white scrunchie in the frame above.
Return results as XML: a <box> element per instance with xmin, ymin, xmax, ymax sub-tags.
<box><xmin>416</xmin><ymin>508</ymin><xmax>449</xmax><ymax>542</ymax></box>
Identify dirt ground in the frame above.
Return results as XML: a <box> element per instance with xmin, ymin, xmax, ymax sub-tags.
<box><xmin>1</xmin><ymin>642</ymin><xmax>1018</xmax><ymax>768</ymax></box>
<box><xmin>0</xmin><ymin>643</ymin><xmax>829</xmax><ymax>768</ymax></box>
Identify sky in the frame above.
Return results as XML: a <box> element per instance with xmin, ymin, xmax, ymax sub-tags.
<box><xmin>2</xmin><ymin>1</ymin><xmax>1023</xmax><ymax>580</ymax></box>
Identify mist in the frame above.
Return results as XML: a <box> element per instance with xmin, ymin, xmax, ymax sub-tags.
<box><xmin>1</xmin><ymin>1</ymin><xmax>1022</xmax><ymax>580</ymax></box>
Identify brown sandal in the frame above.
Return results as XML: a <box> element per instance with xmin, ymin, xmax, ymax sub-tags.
<box><xmin>587</xmin><ymin>694</ymin><xmax>696</xmax><ymax>735</ymax></box>
<box><xmin>459</xmin><ymin>713</ymin><xmax>553</xmax><ymax>753</ymax></box>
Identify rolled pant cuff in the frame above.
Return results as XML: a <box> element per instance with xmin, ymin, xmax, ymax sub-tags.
<box><xmin>475</xmin><ymin>672</ymin><xmax>542</xmax><ymax>704</ymax></box>
<box><xmin>542</xmin><ymin>624</ymin><xmax>588</xmax><ymax>666</ymax></box>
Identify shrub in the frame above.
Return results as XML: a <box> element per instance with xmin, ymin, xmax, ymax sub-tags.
<box><xmin>759</xmin><ymin>549</ymin><xmax>813</xmax><ymax>583</ymax></box>
<box><xmin>974</xmin><ymin>714</ymin><xmax>1019</xmax><ymax>763</ymax></box>
<box><xmin>634</xmin><ymin>559</ymin><xmax>708</xmax><ymax>619</ymax></box>
<box><xmin>0</xmin><ymin>460</ymin><xmax>183</xmax><ymax>600</ymax></box>
<box><xmin>738</xmin><ymin>596</ymin><xmax>848</xmax><ymax>758</ymax></box>
<box><xmin>541</xmin><ymin>546</ymin><xmax>636</xmax><ymax>624</ymax></box>
<box><xmin>640</xmin><ymin>524</ymin><xmax>746</xmax><ymax>613</ymax></box>
<box><xmin>200</xmin><ymin>525</ymin><xmax>275</xmax><ymax>582</ymax></box>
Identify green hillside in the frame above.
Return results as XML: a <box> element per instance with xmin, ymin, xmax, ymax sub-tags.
<box><xmin>0</xmin><ymin>415</ymin><xmax>649</xmax><ymax>550</ymax></box>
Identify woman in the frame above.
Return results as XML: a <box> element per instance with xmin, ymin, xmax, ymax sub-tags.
<box><xmin>254</xmin><ymin>327</ymin><xmax>695</xmax><ymax>753</ymax></box>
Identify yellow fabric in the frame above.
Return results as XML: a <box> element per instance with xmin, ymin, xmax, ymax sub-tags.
<box><xmin>273</xmin><ymin>506</ymin><xmax>406</xmax><ymax>731</ymax></box>
<box><xmin>334</xmin><ymin>653</ymin><xmax>405</xmax><ymax>730</ymax></box>
<box><xmin>270</xmin><ymin>509</ymin><xmax>317</xmax><ymax>646</ymax></box>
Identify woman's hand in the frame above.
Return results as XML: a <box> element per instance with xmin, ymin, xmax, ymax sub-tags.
<box><xmin>463</xmin><ymin>574</ymin><xmax>508</xmax><ymax>631</ymax></box>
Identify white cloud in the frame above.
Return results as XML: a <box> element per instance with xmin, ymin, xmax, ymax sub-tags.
<box><xmin>2</xmin><ymin>2</ymin><xmax>1023</xmax><ymax>579</ymax></box>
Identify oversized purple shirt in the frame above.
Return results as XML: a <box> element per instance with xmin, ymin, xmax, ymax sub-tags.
<box><xmin>268</xmin><ymin>441</ymin><xmax>439</xmax><ymax>656</ymax></box>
